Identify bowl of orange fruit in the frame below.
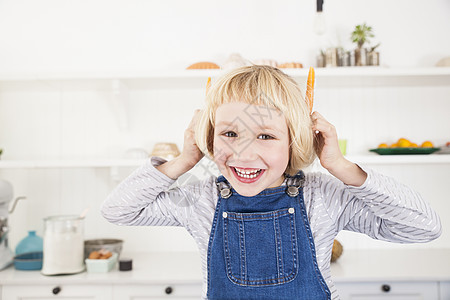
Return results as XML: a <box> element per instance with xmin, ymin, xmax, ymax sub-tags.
<box><xmin>370</xmin><ymin>138</ymin><xmax>440</xmax><ymax>155</ymax></box>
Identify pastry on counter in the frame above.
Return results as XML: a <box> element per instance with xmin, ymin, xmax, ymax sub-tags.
<box><xmin>278</xmin><ymin>62</ymin><xmax>304</xmax><ymax>68</ymax></box>
<box><xmin>88</xmin><ymin>249</ymin><xmax>113</xmax><ymax>260</ymax></box>
<box><xmin>186</xmin><ymin>62</ymin><xmax>221</xmax><ymax>69</ymax></box>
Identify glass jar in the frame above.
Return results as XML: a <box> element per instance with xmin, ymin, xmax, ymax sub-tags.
<box><xmin>41</xmin><ymin>215</ymin><xmax>84</xmax><ymax>275</ymax></box>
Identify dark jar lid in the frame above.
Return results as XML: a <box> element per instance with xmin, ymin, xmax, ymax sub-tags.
<box><xmin>119</xmin><ymin>258</ymin><xmax>132</xmax><ymax>271</ymax></box>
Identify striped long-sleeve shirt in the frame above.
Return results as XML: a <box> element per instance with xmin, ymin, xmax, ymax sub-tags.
<box><xmin>101</xmin><ymin>156</ymin><xmax>442</xmax><ymax>300</ymax></box>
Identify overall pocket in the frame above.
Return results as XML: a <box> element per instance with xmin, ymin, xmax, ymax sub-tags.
<box><xmin>222</xmin><ymin>207</ymin><xmax>298</xmax><ymax>287</ymax></box>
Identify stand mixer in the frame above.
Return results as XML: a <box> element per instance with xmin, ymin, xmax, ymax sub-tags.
<box><xmin>0</xmin><ymin>179</ymin><xmax>26</xmax><ymax>270</ymax></box>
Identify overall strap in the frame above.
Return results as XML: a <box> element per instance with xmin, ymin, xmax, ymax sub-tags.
<box><xmin>285</xmin><ymin>170</ymin><xmax>305</xmax><ymax>197</ymax></box>
<box><xmin>216</xmin><ymin>172</ymin><xmax>305</xmax><ymax>199</ymax></box>
<box><xmin>216</xmin><ymin>175</ymin><xmax>232</xmax><ymax>199</ymax></box>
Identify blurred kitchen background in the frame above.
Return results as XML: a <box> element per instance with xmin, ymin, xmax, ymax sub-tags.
<box><xmin>0</xmin><ymin>0</ymin><xmax>449</xmax><ymax>256</ymax></box>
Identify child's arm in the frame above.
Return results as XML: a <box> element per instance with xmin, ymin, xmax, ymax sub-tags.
<box><xmin>311</xmin><ymin>111</ymin><xmax>367</xmax><ymax>186</ymax></box>
<box><xmin>101</xmin><ymin>110</ymin><xmax>206</xmax><ymax>227</ymax></box>
<box><xmin>309</xmin><ymin>169</ymin><xmax>442</xmax><ymax>243</ymax></box>
<box><xmin>309</xmin><ymin>112</ymin><xmax>441</xmax><ymax>243</ymax></box>
<box><xmin>101</xmin><ymin>157</ymin><xmax>196</xmax><ymax>227</ymax></box>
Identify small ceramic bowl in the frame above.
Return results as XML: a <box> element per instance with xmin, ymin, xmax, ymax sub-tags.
<box><xmin>14</xmin><ymin>251</ymin><xmax>43</xmax><ymax>270</ymax></box>
<box><xmin>85</xmin><ymin>253</ymin><xmax>118</xmax><ymax>273</ymax></box>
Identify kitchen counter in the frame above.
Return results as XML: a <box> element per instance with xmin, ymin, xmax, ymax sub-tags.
<box><xmin>0</xmin><ymin>249</ymin><xmax>449</xmax><ymax>285</ymax></box>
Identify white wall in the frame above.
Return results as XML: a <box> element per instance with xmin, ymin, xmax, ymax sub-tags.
<box><xmin>0</xmin><ymin>0</ymin><xmax>449</xmax><ymax>255</ymax></box>
<box><xmin>0</xmin><ymin>0</ymin><xmax>449</xmax><ymax>73</ymax></box>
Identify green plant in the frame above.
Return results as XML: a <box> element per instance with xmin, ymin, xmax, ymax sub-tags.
<box><xmin>351</xmin><ymin>23</ymin><xmax>374</xmax><ymax>49</ymax></box>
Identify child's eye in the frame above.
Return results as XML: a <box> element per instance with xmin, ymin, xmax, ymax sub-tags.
<box><xmin>258</xmin><ymin>134</ymin><xmax>274</xmax><ymax>140</ymax></box>
<box><xmin>223</xmin><ymin>131</ymin><xmax>237</xmax><ymax>138</ymax></box>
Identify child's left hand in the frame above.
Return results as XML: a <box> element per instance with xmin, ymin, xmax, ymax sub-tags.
<box><xmin>311</xmin><ymin>111</ymin><xmax>367</xmax><ymax>186</ymax></box>
<box><xmin>311</xmin><ymin>111</ymin><xmax>345</xmax><ymax>171</ymax></box>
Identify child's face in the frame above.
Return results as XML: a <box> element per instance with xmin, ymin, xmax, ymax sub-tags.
<box><xmin>213</xmin><ymin>102</ymin><xmax>290</xmax><ymax>197</ymax></box>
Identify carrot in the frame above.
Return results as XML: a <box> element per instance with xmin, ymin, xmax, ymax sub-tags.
<box><xmin>306</xmin><ymin>67</ymin><xmax>315</xmax><ymax>114</ymax></box>
<box><xmin>206</xmin><ymin>77</ymin><xmax>211</xmax><ymax>95</ymax></box>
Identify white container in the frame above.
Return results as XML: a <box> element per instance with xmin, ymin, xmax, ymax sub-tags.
<box><xmin>41</xmin><ymin>215</ymin><xmax>85</xmax><ymax>275</ymax></box>
<box><xmin>85</xmin><ymin>253</ymin><xmax>118</xmax><ymax>273</ymax></box>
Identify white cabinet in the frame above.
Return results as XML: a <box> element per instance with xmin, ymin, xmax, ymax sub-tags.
<box><xmin>1</xmin><ymin>284</ymin><xmax>112</xmax><ymax>300</ymax></box>
<box><xmin>112</xmin><ymin>283</ymin><xmax>202</xmax><ymax>299</ymax></box>
<box><xmin>440</xmin><ymin>281</ymin><xmax>450</xmax><ymax>300</ymax></box>
<box><xmin>0</xmin><ymin>283</ymin><xmax>202</xmax><ymax>300</ymax></box>
<box><xmin>335</xmin><ymin>281</ymin><xmax>439</xmax><ymax>300</ymax></box>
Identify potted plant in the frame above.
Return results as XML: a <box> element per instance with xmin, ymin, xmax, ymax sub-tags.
<box><xmin>351</xmin><ymin>23</ymin><xmax>375</xmax><ymax>66</ymax></box>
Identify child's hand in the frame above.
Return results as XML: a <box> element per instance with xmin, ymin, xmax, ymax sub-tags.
<box><xmin>179</xmin><ymin>109</ymin><xmax>205</xmax><ymax>168</ymax></box>
<box><xmin>311</xmin><ymin>111</ymin><xmax>367</xmax><ymax>186</ymax></box>
<box><xmin>156</xmin><ymin>110</ymin><xmax>204</xmax><ymax>180</ymax></box>
<box><xmin>311</xmin><ymin>112</ymin><xmax>345</xmax><ymax>171</ymax></box>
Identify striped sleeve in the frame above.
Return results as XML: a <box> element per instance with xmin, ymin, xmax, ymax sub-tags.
<box><xmin>100</xmin><ymin>156</ymin><xmax>204</xmax><ymax>228</ymax></box>
<box><xmin>318</xmin><ymin>167</ymin><xmax>442</xmax><ymax>243</ymax></box>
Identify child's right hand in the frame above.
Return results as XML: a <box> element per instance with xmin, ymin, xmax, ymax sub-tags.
<box><xmin>156</xmin><ymin>109</ymin><xmax>204</xmax><ymax>180</ymax></box>
<box><xmin>178</xmin><ymin>109</ymin><xmax>205</xmax><ymax>169</ymax></box>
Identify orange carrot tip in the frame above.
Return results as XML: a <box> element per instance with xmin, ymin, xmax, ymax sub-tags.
<box><xmin>206</xmin><ymin>77</ymin><xmax>211</xmax><ymax>95</ymax></box>
<box><xmin>306</xmin><ymin>67</ymin><xmax>315</xmax><ymax>113</ymax></box>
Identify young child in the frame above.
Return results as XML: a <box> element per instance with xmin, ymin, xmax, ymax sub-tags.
<box><xmin>101</xmin><ymin>65</ymin><xmax>441</xmax><ymax>300</ymax></box>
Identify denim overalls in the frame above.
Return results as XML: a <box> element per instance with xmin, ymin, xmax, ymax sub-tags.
<box><xmin>206</xmin><ymin>171</ymin><xmax>331</xmax><ymax>300</ymax></box>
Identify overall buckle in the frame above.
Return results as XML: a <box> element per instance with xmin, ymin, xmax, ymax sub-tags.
<box><xmin>286</xmin><ymin>186</ymin><xmax>299</xmax><ymax>197</ymax></box>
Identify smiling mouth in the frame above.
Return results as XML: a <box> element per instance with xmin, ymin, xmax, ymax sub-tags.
<box><xmin>230</xmin><ymin>167</ymin><xmax>265</xmax><ymax>182</ymax></box>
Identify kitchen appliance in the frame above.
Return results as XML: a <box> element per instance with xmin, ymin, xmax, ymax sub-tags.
<box><xmin>0</xmin><ymin>179</ymin><xmax>26</xmax><ymax>270</ymax></box>
<box><xmin>41</xmin><ymin>215</ymin><xmax>85</xmax><ymax>275</ymax></box>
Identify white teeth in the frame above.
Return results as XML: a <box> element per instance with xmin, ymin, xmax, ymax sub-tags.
<box><xmin>235</xmin><ymin>167</ymin><xmax>260</xmax><ymax>174</ymax></box>
<box><xmin>234</xmin><ymin>167</ymin><xmax>261</xmax><ymax>179</ymax></box>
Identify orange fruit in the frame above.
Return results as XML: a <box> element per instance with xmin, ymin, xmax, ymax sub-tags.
<box><xmin>410</xmin><ymin>143</ymin><xmax>418</xmax><ymax>148</ymax></box>
<box><xmin>421</xmin><ymin>141</ymin><xmax>434</xmax><ymax>148</ymax></box>
<box><xmin>390</xmin><ymin>143</ymin><xmax>399</xmax><ymax>148</ymax></box>
<box><xmin>397</xmin><ymin>138</ymin><xmax>411</xmax><ymax>148</ymax></box>
<box><xmin>378</xmin><ymin>143</ymin><xmax>388</xmax><ymax>148</ymax></box>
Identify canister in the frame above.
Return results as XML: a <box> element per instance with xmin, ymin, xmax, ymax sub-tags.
<box><xmin>325</xmin><ymin>48</ymin><xmax>338</xmax><ymax>67</ymax></box>
<box><xmin>41</xmin><ymin>215</ymin><xmax>85</xmax><ymax>275</ymax></box>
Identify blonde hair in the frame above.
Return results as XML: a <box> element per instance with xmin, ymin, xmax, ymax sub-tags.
<box><xmin>195</xmin><ymin>65</ymin><xmax>315</xmax><ymax>175</ymax></box>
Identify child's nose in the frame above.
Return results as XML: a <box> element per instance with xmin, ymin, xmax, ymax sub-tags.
<box><xmin>232</xmin><ymin>140</ymin><xmax>258</xmax><ymax>161</ymax></box>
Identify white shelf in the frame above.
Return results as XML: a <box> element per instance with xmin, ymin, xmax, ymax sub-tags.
<box><xmin>0</xmin><ymin>67</ymin><xmax>446</xmax><ymax>96</ymax></box>
<box><xmin>0</xmin><ymin>159</ymin><xmax>146</xmax><ymax>169</ymax></box>
<box><xmin>0</xmin><ymin>67</ymin><xmax>448</xmax><ymax>90</ymax></box>
<box><xmin>0</xmin><ymin>155</ymin><xmax>449</xmax><ymax>169</ymax></box>
<box><xmin>347</xmin><ymin>154</ymin><xmax>450</xmax><ymax>165</ymax></box>
<box><xmin>0</xmin><ymin>67</ymin><xmax>449</xmax><ymax>81</ymax></box>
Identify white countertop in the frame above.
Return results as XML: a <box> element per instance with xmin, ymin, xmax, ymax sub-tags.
<box><xmin>1</xmin><ymin>249</ymin><xmax>449</xmax><ymax>286</ymax></box>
